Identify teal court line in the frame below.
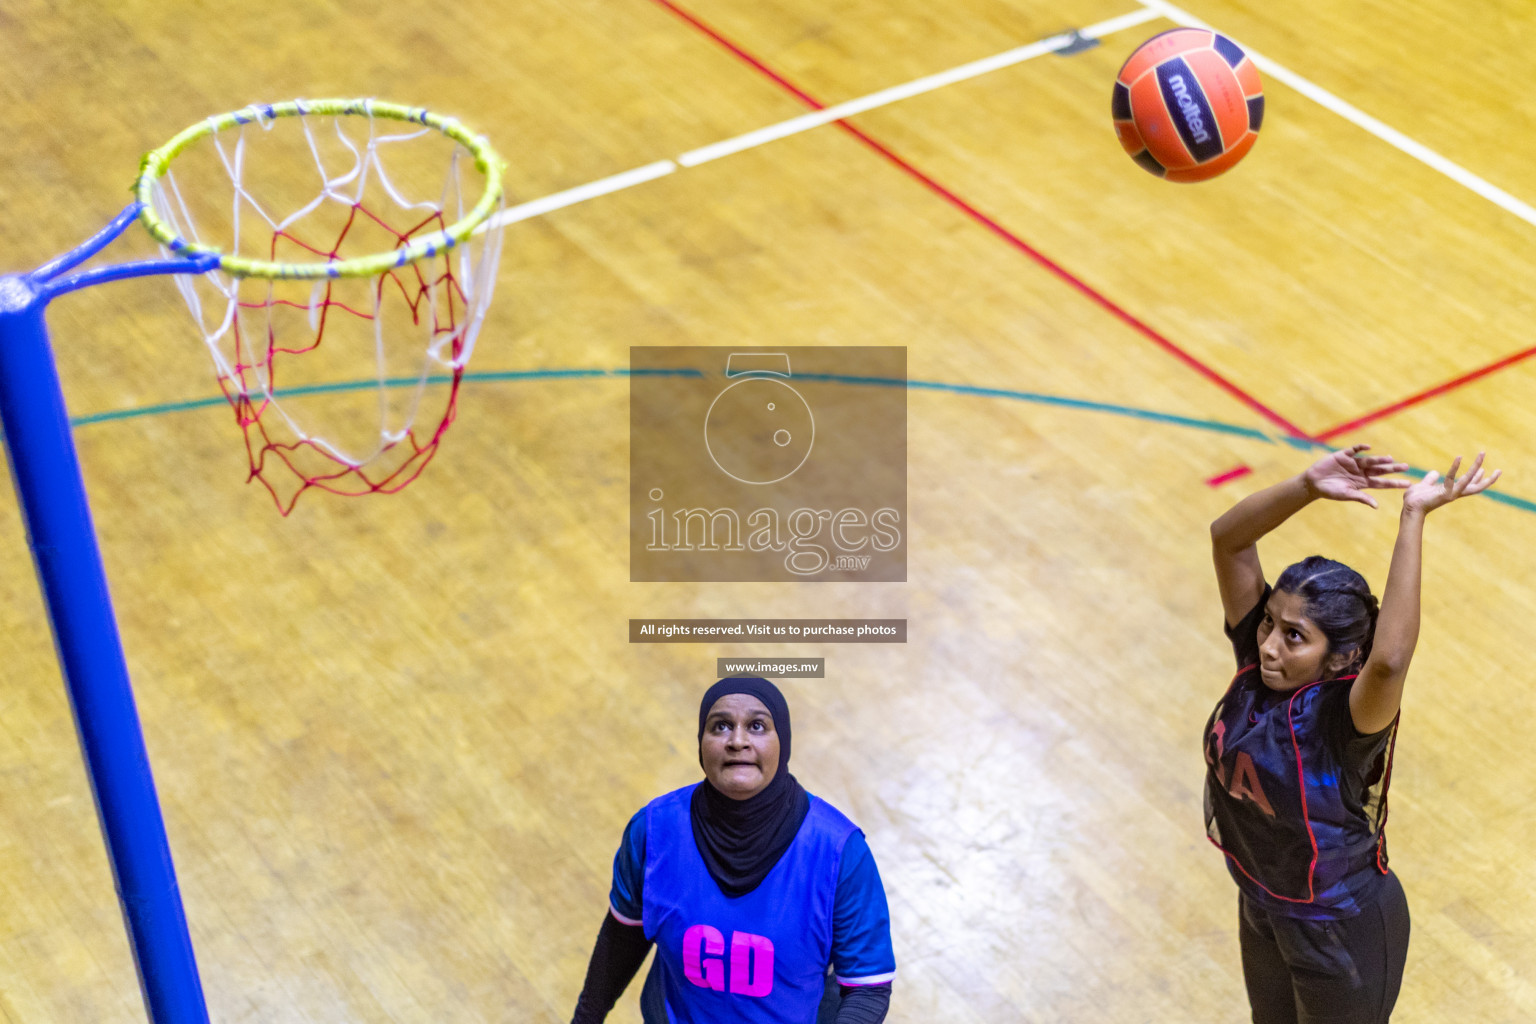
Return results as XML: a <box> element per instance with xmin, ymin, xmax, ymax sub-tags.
<box><xmin>62</xmin><ymin>367</ymin><xmax>1535</xmax><ymax>515</ymax></box>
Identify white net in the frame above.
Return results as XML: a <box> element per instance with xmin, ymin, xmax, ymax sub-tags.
<box><xmin>146</xmin><ymin>102</ymin><xmax>506</xmax><ymax>513</ymax></box>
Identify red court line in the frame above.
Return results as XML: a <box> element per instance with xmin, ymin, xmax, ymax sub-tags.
<box><xmin>1316</xmin><ymin>343</ymin><xmax>1536</xmax><ymax>441</ymax></box>
<box><xmin>647</xmin><ymin>0</ymin><xmax>1312</xmax><ymax>441</ymax></box>
<box><xmin>651</xmin><ymin>0</ymin><xmax>826</xmax><ymax>109</ymax></box>
<box><xmin>1206</xmin><ymin>465</ymin><xmax>1253</xmax><ymax>487</ymax></box>
<box><xmin>652</xmin><ymin>0</ymin><xmax>1531</xmax><ymax>447</ymax></box>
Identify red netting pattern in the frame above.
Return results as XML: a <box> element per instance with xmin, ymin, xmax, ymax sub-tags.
<box><xmin>220</xmin><ymin>202</ymin><xmax>470</xmax><ymax>515</ymax></box>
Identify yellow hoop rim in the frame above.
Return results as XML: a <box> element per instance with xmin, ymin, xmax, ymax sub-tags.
<box><xmin>135</xmin><ymin>98</ymin><xmax>506</xmax><ymax>280</ymax></box>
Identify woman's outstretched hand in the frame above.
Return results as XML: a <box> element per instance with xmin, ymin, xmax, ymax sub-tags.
<box><xmin>1303</xmin><ymin>444</ymin><xmax>1411</xmax><ymax>508</ymax></box>
<box><xmin>1403</xmin><ymin>452</ymin><xmax>1502</xmax><ymax>515</ymax></box>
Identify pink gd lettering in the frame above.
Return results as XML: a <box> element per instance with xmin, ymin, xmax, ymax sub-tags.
<box><xmin>683</xmin><ymin>925</ymin><xmax>726</xmax><ymax>991</ymax></box>
<box><xmin>682</xmin><ymin>926</ymin><xmax>775</xmax><ymax>996</ymax></box>
<box><xmin>729</xmin><ymin>931</ymin><xmax>774</xmax><ymax>996</ymax></box>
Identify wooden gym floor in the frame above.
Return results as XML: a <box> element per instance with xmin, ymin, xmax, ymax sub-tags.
<box><xmin>1</xmin><ymin>0</ymin><xmax>1534</xmax><ymax>1020</ymax></box>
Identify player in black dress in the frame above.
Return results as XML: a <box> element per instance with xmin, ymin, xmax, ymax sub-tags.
<box><xmin>1207</xmin><ymin>445</ymin><xmax>1499</xmax><ymax>1023</ymax></box>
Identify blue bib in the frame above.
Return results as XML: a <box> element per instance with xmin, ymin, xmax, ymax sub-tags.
<box><xmin>642</xmin><ymin>784</ymin><xmax>856</xmax><ymax>1024</ymax></box>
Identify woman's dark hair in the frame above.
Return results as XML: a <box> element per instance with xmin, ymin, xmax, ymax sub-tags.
<box><xmin>1274</xmin><ymin>556</ymin><xmax>1379</xmax><ymax>675</ymax></box>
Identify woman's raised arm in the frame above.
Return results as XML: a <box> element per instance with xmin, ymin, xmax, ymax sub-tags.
<box><xmin>1351</xmin><ymin>453</ymin><xmax>1501</xmax><ymax>734</ymax></box>
<box><xmin>1210</xmin><ymin>446</ymin><xmax>1407</xmax><ymax>627</ymax></box>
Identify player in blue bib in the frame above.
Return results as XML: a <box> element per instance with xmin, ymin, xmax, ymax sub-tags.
<box><xmin>1207</xmin><ymin>445</ymin><xmax>1499</xmax><ymax>1023</ymax></box>
<box><xmin>570</xmin><ymin>677</ymin><xmax>896</xmax><ymax>1024</ymax></box>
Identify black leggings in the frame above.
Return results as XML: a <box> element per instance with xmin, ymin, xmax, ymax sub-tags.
<box><xmin>1239</xmin><ymin>871</ymin><xmax>1410</xmax><ymax>1024</ymax></box>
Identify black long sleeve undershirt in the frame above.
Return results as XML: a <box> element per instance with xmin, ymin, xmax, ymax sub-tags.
<box><xmin>830</xmin><ymin>981</ymin><xmax>892</xmax><ymax>1024</ymax></box>
<box><xmin>570</xmin><ymin>913</ymin><xmax>892</xmax><ymax>1024</ymax></box>
<box><xmin>570</xmin><ymin>913</ymin><xmax>652</xmax><ymax>1024</ymax></box>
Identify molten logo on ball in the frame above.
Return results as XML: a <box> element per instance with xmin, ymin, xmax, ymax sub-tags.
<box><xmin>1113</xmin><ymin>28</ymin><xmax>1264</xmax><ymax>182</ymax></box>
<box><xmin>1166</xmin><ymin>73</ymin><xmax>1210</xmax><ymax>144</ymax></box>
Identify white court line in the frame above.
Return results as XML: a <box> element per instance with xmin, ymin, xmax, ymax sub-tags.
<box><xmin>677</xmin><ymin>7</ymin><xmax>1162</xmax><ymax>167</ymax></box>
<box><xmin>488</xmin><ymin>160</ymin><xmax>678</xmax><ymax>228</ymax></box>
<box><xmin>1136</xmin><ymin>0</ymin><xmax>1536</xmax><ymax>230</ymax></box>
<box><xmin>483</xmin><ymin>3</ymin><xmax>1536</xmax><ymax>237</ymax></box>
<box><xmin>482</xmin><ymin>10</ymin><xmax>1161</xmax><ymax>232</ymax></box>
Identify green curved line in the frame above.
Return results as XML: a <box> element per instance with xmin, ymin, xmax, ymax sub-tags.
<box><xmin>61</xmin><ymin>368</ymin><xmax>1535</xmax><ymax>515</ymax></box>
<box><xmin>799</xmin><ymin>372</ymin><xmax>1274</xmax><ymax>440</ymax></box>
<box><xmin>66</xmin><ymin>369</ymin><xmax>702</xmax><ymax>426</ymax></box>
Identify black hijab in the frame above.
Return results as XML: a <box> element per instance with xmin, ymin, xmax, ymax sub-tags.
<box><xmin>690</xmin><ymin>677</ymin><xmax>811</xmax><ymax>898</ymax></box>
